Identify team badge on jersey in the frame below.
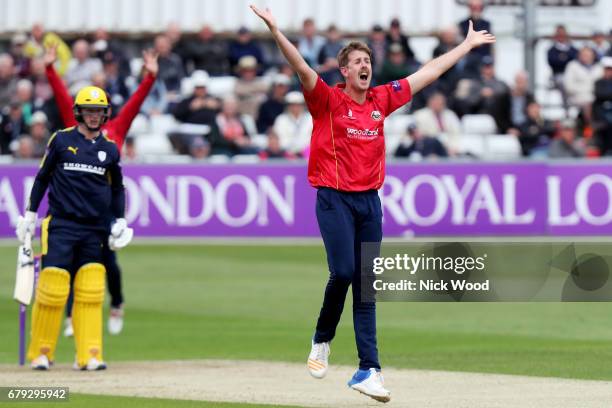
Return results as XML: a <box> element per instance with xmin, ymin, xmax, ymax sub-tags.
<box><xmin>98</xmin><ymin>151</ymin><xmax>107</xmax><ymax>162</ymax></box>
<box><xmin>370</xmin><ymin>110</ymin><xmax>382</xmax><ymax>121</ymax></box>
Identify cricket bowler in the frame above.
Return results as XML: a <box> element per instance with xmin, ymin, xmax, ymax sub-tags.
<box><xmin>251</xmin><ymin>5</ymin><xmax>495</xmax><ymax>402</ymax></box>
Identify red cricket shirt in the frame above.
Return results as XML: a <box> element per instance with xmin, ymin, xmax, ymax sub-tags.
<box><xmin>303</xmin><ymin>77</ymin><xmax>412</xmax><ymax>192</ymax></box>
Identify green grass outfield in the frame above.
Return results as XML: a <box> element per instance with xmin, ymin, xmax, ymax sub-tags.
<box><xmin>2</xmin><ymin>243</ymin><xmax>612</xmax><ymax>407</ymax></box>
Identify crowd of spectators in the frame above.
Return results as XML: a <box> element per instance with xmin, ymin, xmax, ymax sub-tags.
<box><xmin>1</xmin><ymin>0</ymin><xmax>612</xmax><ymax>162</ymax></box>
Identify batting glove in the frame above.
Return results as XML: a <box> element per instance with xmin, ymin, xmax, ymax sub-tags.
<box><xmin>109</xmin><ymin>218</ymin><xmax>133</xmax><ymax>251</ymax></box>
<box><xmin>16</xmin><ymin>211</ymin><xmax>37</xmax><ymax>243</ymax></box>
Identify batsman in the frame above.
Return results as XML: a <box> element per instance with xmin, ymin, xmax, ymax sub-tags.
<box><xmin>15</xmin><ymin>86</ymin><xmax>132</xmax><ymax>371</ymax></box>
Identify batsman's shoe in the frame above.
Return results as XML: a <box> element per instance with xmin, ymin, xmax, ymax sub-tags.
<box><xmin>307</xmin><ymin>340</ymin><xmax>330</xmax><ymax>379</ymax></box>
<box><xmin>108</xmin><ymin>306</ymin><xmax>124</xmax><ymax>335</ymax></box>
<box><xmin>348</xmin><ymin>368</ymin><xmax>391</xmax><ymax>403</ymax></box>
<box><xmin>73</xmin><ymin>357</ymin><xmax>107</xmax><ymax>371</ymax></box>
<box><xmin>31</xmin><ymin>355</ymin><xmax>50</xmax><ymax>370</ymax></box>
<box><xmin>63</xmin><ymin>317</ymin><xmax>73</xmax><ymax>337</ymax></box>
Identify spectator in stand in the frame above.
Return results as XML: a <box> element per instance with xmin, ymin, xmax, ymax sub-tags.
<box><xmin>0</xmin><ymin>100</ymin><xmax>27</xmax><ymax>155</ymax></box>
<box><xmin>413</xmin><ymin>92</ymin><xmax>461</xmax><ymax>154</ymax></box>
<box><xmin>378</xmin><ymin>42</ymin><xmax>418</xmax><ymax>86</ymax></box>
<box><xmin>510</xmin><ymin>70</ymin><xmax>535</xmax><ymax>128</ymax></box>
<box><xmin>590</xmin><ymin>30</ymin><xmax>609</xmax><ymax>61</ymax></box>
<box><xmin>594</xmin><ymin>57</ymin><xmax>612</xmax><ymax>154</ymax></box>
<box><xmin>458</xmin><ymin>0</ymin><xmax>492</xmax><ymax>78</ymax></box>
<box><xmin>101</xmin><ymin>52</ymin><xmax>130</xmax><ymax>109</ymax></box>
<box><xmin>273</xmin><ymin>91</ymin><xmax>313</xmax><ymax>156</ymax></box>
<box><xmin>211</xmin><ymin>95</ymin><xmax>257</xmax><ymax>156</ymax></box>
<box><xmin>298</xmin><ymin>18</ymin><xmax>326</xmax><ymax>68</ymax></box>
<box><xmin>454</xmin><ymin>56</ymin><xmax>511</xmax><ymax>132</ymax></box>
<box><xmin>234</xmin><ymin>56</ymin><xmax>269</xmax><ymax>118</ymax></box>
<box><xmin>14</xmin><ymin>136</ymin><xmax>34</xmax><ymax>159</ymax></box>
<box><xmin>385</xmin><ymin>18</ymin><xmax>416</xmax><ymax>63</ymax></box>
<box><xmin>171</xmin><ymin>70</ymin><xmax>220</xmax><ymax>153</ymax></box>
<box><xmin>317</xmin><ymin>25</ymin><xmax>344</xmax><ymax>86</ymax></box>
<box><xmin>433</xmin><ymin>25</ymin><xmax>462</xmax><ymax>94</ymax></box>
<box><xmin>367</xmin><ymin>24</ymin><xmax>387</xmax><ymax>84</ymax></box>
<box><xmin>139</xmin><ymin>73</ymin><xmax>168</xmax><ymax>117</ymax></box>
<box><xmin>564</xmin><ymin>46</ymin><xmax>603</xmax><ymax>128</ymax></box>
<box><xmin>512</xmin><ymin>101</ymin><xmax>556</xmax><ymax>157</ymax></box>
<box><xmin>547</xmin><ymin>25</ymin><xmax>578</xmax><ymax>108</ymax></box>
<box><xmin>123</xmin><ymin>136</ymin><xmax>137</xmax><ymax>161</ymax></box>
<box><xmin>23</xmin><ymin>23</ymin><xmax>71</xmax><ymax>76</ymax></box>
<box><xmin>64</xmin><ymin>39</ymin><xmax>103</xmax><ymax>95</ymax></box>
<box><xmin>259</xmin><ymin>128</ymin><xmax>296</xmax><ymax>160</ymax></box>
<box><xmin>0</xmin><ymin>54</ymin><xmax>18</xmax><ymax>109</ymax></box>
<box><xmin>256</xmin><ymin>73</ymin><xmax>291</xmax><ymax>133</ymax></box>
<box><xmin>10</xmin><ymin>33</ymin><xmax>31</xmax><ymax>78</ymax></box>
<box><xmin>228</xmin><ymin>26</ymin><xmax>265</xmax><ymax>72</ymax></box>
<box><xmin>28</xmin><ymin>111</ymin><xmax>50</xmax><ymax>158</ymax></box>
<box><xmin>395</xmin><ymin>123</ymin><xmax>448</xmax><ymax>159</ymax></box>
<box><xmin>155</xmin><ymin>34</ymin><xmax>185</xmax><ymax>98</ymax></box>
<box><xmin>549</xmin><ymin>119</ymin><xmax>584</xmax><ymax>158</ymax></box>
<box><xmin>189</xmin><ymin>136</ymin><xmax>211</xmax><ymax>159</ymax></box>
<box><xmin>29</xmin><ymin>58</ymin><xmax>53</xmax><ymax>108</ymax></box>
<box><xmin>92</xmin><ymin>28</ymin><xmax>131</xmax><ymax>78</ymax></box>
<box><xmin>165</xmin><ymin>22</ymin><xmax>183</xmax><ymax>49</ymax></box>
<box><xmin>15</xmin><ymin>79</ymin><xmax>34</xmax><ymax>125</ymax></box>
<box><xmin>182</xmin><ymin>25</ymin><xmax>229</xmax><ymax>76</ymax></box>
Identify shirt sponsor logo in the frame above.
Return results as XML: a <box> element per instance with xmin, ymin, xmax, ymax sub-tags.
<box><xmin>371</xmin><ymin>110</ymin><xmax>382</xmax><ymax>121</ymax></box>
<box><xmin>391</xmin><ymin>80</ymin><xmax>402</xmax><ymax>92</ymax></box>
<box><xmin>63</xmin><ymin>162</ymin><xmax>106</xmax><ymax>175</ymax></box>
<box><xmin>98</xmin><ymin>151</ymin><xmax>107</xmax><ymax>162</ymax></box>
<box><xmin>346</xmin><ymin>127</ymin><xmax>380</xmax><ymax>140</ymax></box>
<box><xmin>67</xmin><ymin>146</ymin><xmax>78</xmax><ymax>155</ymax></box>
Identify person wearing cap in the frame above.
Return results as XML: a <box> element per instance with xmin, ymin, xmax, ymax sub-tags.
<box><xmin>234</xmin><ymin>56</ymin><xmax>270</xmax><ymax>117</ymax></box>
<box><xmin>10</xmin><ymin>32</ymin><xmax>31</xmax><ymax>78</ymax></box>
<box><xmin>29</xmin><ymin>111</ymin><xmax>51</xmax><ymax>158</ymax></box>
<box><xmin>549</xmin><ymin>119</ymin><xmax>584</xmax><ymax>158</ymax></box>
<box><xmin>273</xmin><ymin>91</ymin><xmax>313</xmax><ymax>156</ymax></box>
<box><xmin>378</xmin><ymin>42</ymin><xmax>418</xmax><ymax>85</ymax></box>
<box><xmin>252</xmin><ymin>4</ymin><xmax>494</xmax><ymax>402</ymax></box>
<box><xmin>594</xmin><ymin>56</ymin><xmax>612</xmax><ymax>154</ymax></box>
<box><xmin>257</xmin><ymin>73</ymin><xmax>291</xmax><ymax>133</ymax></box>
<box><xmin>228</xmin><ymin>26</ymin><xmax>264</xmax><ymax>72</ymax></box>
<box><xmin>385</xmin><ymin>18</ymin><xmax>415</xmax><ymax>62</ymax></box>
<box><xmin>367</xmin><ymin>24</ymin><xmax>387</xmax><ymax>83</ymax></box>
<box><xmin>453</xmin><ymin>55</ymin><xmax>511</xmax><ymax>132</ymax></box>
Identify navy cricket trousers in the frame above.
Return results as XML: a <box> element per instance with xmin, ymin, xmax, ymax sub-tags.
<box><xmin>313</xmin><ymin>187</ymin><xmax>382</xmax><ymax>370</ymax></box>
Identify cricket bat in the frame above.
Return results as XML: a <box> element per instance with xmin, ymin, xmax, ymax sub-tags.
<box><xmin>14</xmin><ymin>232</ymin><xmax>35</xmax><ymax>305</ymax></box>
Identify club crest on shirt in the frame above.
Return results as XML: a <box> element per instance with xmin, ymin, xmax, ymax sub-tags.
<box><xmin>98</xmin><ymin>151</ymin><xmax>107</xmax><ymax>162</ymax></box>
<box><xmin>67</xmin><ymin>146</ymin><xmax>78</xmax><ymax>155</ymax></box>
<box><xmin>342</xmin><ymin>109</ymin><xmax>356</xmax><ymax>120</ymax></box>
<box><xmin>370</xmin><ymin>110</ymin><xmax>382</xmax><ymax>121</ymax></box>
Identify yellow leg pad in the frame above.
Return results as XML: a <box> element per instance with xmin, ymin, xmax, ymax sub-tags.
<box><xmin>27</xmin><ymin>267</ymin><xmax>70</xmax><ymax>362</ymax></box>
<box><xmin>73</xmin><ymin>263</ymin><xmax>106</xmax><ymax>367</ymax></box>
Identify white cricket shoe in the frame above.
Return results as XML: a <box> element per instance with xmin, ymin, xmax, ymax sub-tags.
<box><xmin>63</xmin><ymin>317</ymin><xmax>73</xmax><ymax>337</ymax></box>
<box><xmin>348</xmin><ymin>368</ymin><xmax>391</xmax><ymax>403</ymax></box>
<box><xmin>73</xmin><ymin>357</ymin><xmax>107</xmax><ymax>371</ymax></box>
<box><xmin>307</xmin><ymin>340</ymin><xmax>330</xmax><ymax>379</ymax></box>
<box><xmin>31</xmin><ymin>355</ymin><xmax>50</xmax><ymax>370</ymax></box>
<box><xmin>108</xmin><ymin>306</ymin><xmax>124</xmax><ymax>335</ymax></box>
